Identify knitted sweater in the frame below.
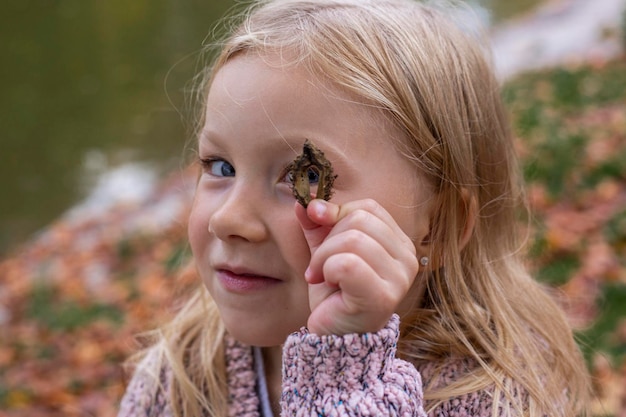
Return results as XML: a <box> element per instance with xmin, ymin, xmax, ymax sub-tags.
<box><xmin>118</xmin><ymin>315</ymin><xmax>523</xmax><ymax>416</ymax></box>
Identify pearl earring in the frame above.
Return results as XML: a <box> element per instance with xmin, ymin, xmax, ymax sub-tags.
<box><xmin>419</xmin><ymin>256</ymin><xmax>429</xmax><ymax>266</ymax></box>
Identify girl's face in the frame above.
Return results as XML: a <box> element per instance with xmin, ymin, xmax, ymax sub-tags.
<box><xmin>188</xmin><ymin>54</ymin><xmax>433</xmax><ymax>346</ymax></box>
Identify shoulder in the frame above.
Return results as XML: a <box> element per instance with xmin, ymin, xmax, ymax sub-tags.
<box><xmin>117</xmin><ymin>347</ymin><xmax>174</xmax><ymax>417</ymax></box>
<box><xmin>417</xmin><ymin>356</ymin><xmax>529</xmax><ymax>417</ymax></box>
<box><xmin>117</xmin><ymin>337</ymin><xmax>258</xmax><ymax>417</ymax></box>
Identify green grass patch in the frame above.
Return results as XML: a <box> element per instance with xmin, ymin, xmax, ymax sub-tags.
<box><xmin>536</xmin><ymin>253</ymin><xmax>581</xmax><ymax>286</ymax></box>
<box><xmin>504</xmin><ymin>60</ymin><xmax>626</xmax><ymax>199</ymax></box>
<box><xmin>25</xmin><ymin>284</ymin><xmax>124</xmax><ymax>331</ymax></box>
<box><xmin>523</xmin><ymin>131</ymin><xmax>587</xmax><ymax>196</ymax></box>
<box><xmin>604</xmin><ymin>209</ymin><xmax>626</xmax><ymax>247</ymax></box>
<box><xmin>504</xmin><ymin>60</ymin><xmax>626</xmax><ymax>116</ymax></box>
<box><xmin>584</xmin><ymin>154</ymin><xmax>626</xmax><ymax>187</ymax></box>
<box><xmin>577</xmin><ymin>283</ymin><xmax>626</xmax><ymax>366</ymax></box>
<box><xmin>164</xmin><ymin>243</ymin><xmax>191</xmax><ymax>273</ymax></box>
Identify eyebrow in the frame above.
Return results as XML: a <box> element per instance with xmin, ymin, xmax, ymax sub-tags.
<box><xmin>280</xmin><ymin>137</ymin><xmax>351</xmax><ymax>169</ymax></box>
<box><xmin>198</xmin><ymin>129</ymin><xmax>350</xmax><ymax>172</ymax></box>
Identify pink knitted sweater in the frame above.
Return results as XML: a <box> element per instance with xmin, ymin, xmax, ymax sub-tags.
<box><xmin>118</xmin><ymin>315</ymin><xmax>523</xmax><ymax>416</ymax></box>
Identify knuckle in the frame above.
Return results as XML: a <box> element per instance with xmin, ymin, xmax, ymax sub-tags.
<box><xmin>377</xmin><ymin>288</ymin><xmax>396</xmax><ymax>307</ymax></box>
<box><xmin>360</xmin><ymin>198</ymin><xmax>381</xmax><ymax>213</ymax></box>
<box><xmin>406</xmin><ymin>254</ymin><xmax>420</xmax><ymax>275</ymax></box>
<box><xmin>406</xmin><ymin>260</ymin><xmax>420</xmax><ymax>285</ymax></box>
<box><xmin>341</xmin><ymin>229</ymin><xmax>366</xmax><ymax>250</ymax></box>
<box><xmin>326</xmin><ymin>253</ymin><xmax>360</xmax><ymax>276</ymax></box>
<box><xmin>349</xmin><ymin>209</ymin><xmax>374</xmax><ymax>229</ymax></box>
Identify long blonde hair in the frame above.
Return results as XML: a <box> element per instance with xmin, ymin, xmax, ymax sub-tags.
<box><xmin>133</xmin><ymin>1</ymin><xmax>591</xmax><ymax>415</ymax></box>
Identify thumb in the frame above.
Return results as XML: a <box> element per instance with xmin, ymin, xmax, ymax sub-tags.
<box><xmin>294</xmin><ymin>199</ymin><xmax>339</xmax><ymax>252</ymax></box>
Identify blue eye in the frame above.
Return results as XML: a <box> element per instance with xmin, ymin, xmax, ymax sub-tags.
<box><xmin>306</xmin><ymin>167</ymin><xmax>320</xmax><ymax>184</ymax></box>
<box><xmin>201</xmin><ymin>158</ymin><xmax>235</xmax><ymax>177</ymax></box>
<box><xmin>284</xmin><ymin>167</ymin><xmax>319</xmax><ymax>185</ymax></box>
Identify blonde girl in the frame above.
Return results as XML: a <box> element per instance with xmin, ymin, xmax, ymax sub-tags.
<box><xmin>118</xmin><ymin>0</ymin><xmax>591</xmax><ymax>416</ymax></box>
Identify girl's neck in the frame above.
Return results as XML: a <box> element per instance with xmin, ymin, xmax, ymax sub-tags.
<box><xmin>261</xmin><ymin>346</ymin><xmax>283</xmax><ymax>416</ymax></box>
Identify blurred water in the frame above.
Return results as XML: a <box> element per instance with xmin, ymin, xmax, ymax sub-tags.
<box><xmin>0</xmin><ymin>0</ymin><xmax>235</xmax><ymax>254</ymax></box>
<box><xmin>0</xmin><ymin>0</ymin><xmax>542</xmax><ymax>255</ymax></box>
<box><xmin>492</xmin><ymin>0</ymin><xmax>626</xmax><ymax>79</ymax></box>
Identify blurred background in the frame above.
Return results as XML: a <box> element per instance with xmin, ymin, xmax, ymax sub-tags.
<box><xmin>0</xmin><ymin>0</ymin><xmax>625</xmax><ymax>416</ymax></box>
<box><xmin>0</xmin><ymin>0</ymin><xmax>550</xmax><ymax>256</ymax></box>
<box><xmin>0</xmin><ymin>0</ymin><xmax>235</xmax><ymax>255</ymax></box>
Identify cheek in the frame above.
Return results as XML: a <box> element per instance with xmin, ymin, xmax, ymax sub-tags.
<box><xmin>274</xmin><ymin>213</ymin><xmax>312</xmax><ymax>272</ymax></box>
<box><xmin>187</xmin><ymin>195</ymin><xmax>210</xmax><ymax>252</ymax></box>
<box><xmin>384</xmin><ymin>181</ymin><xmax>434</xmax><ymax>244</ymax></box>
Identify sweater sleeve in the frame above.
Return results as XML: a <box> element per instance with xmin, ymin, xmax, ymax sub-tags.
<box><xmin>281</xmin><ymin>315</ymin><xmax>427</xmax><ymax>417</ymax></box>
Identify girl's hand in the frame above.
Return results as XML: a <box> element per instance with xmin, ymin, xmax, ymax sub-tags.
<box><xmin>295</xmin><ymin>199</ymin><xmax>420</xmax><ymax>336</ymax></box>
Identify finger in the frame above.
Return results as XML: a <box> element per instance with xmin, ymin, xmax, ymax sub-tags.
<box><xmin>323</xmin><ymin>253</ymin><xmax>400</xmax><ymax>303</ymax></box>
<box><xmin>294</xmin><ymin>201</ymin><xmax>318</xmax><ymax>230</ymax></box>
<box><xmin>341</xmin><ymin>199</ymin><xmax>407</xmax><ymax>236</ymax></box>
<box><xmin>306</xmin><ymin>208</ymin><xmax>417</xmax><ymax>281</ymax></box>
<box><xmin>294</xmin><ymin>201</ymin><xmax>334</xmax><ymax>253</ymax></box>
<box><xmin>309</xmin><ymin>239</ymin><xmax>418</xmax><ymax>310</ymax></box>
<box><xmin>302</xmin><ymin>199</ymin><xmax>416</xmax><ymax>253</ymax></box>
<box><xmin>311</xmin><ymin>199</ymin><xmax>414</xmax><ymax>249</ymax></box>
<box><xmin>307</xmin><ymin>230</ymin><xmax>417</xmax><ymax>292</ymax></box>
<box><xmin>305</xmin><ymin>199</ymin><xmax>340</xmax><ymax>227</ymax></box>
<box><xmin>308</xmin><ymin>254</ymin><xmax>399</xmax><ymax>334</ymax></box>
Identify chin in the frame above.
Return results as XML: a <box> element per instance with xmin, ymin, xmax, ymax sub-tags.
<box><xmin>223</xmin><ymin>316</ymin><xmax>305</xmax><ymax>347</ymax></box>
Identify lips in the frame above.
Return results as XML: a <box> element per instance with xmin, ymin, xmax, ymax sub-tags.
<box><xmin>215</xmin><ymin>267</ymin><xmax>281</xmax><ymax>293</ymax></box>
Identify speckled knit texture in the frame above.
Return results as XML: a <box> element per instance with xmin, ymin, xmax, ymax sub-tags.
<box><xmin>416</xmin><ymin>359</ymin><xmax>530</xmax><ymax>416</ymax></box>
<box><xmin>117</xmin><ymin>350</ymin><xmax>174</xmax><ymax>417</ymax></box>
<box><xmin>225</xmin><ymin>336</ymin><xmax>260</xmax><ymax>417</ymax></box>
<box><xmin>117</xmin><ymin>315</ymin><xmax>529</xmax><ymax>417</ymax></box>
<box><xmin>281</xmin><ymin>315</ymin><xmax>426</xmax><ymax>416</ymax></box>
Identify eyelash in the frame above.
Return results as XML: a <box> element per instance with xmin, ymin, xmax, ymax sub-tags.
<box><xmin>198</xmin><ymin>156</ymin><xmax>318</xmax><ymax>185</ymax></box>
<box><xmin>280</xmin><ymin>165</ymin><xmax>294</xmax><ymax>184</ymax></box>
<box><xmin>199</xmin><ymin>157</ymin><xmax>217</xmax><ymax>168</ymax></box>
<box><xmin>199</xmin><ymin>157</ymin><xmax>234</xmax><ymax>176</ymax></box>
<box><xmin>199</xmin><ymin>157</ymin><xmax>216</xmax><ymax>171</ymax></box>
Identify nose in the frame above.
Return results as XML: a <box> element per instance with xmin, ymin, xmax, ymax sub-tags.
<box><xmin>208</xmin><ymin>182</ymin><xmax>269</xmax><ymax>243</ymax></box>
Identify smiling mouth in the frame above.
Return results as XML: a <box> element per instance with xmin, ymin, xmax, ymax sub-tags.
<box><xmin>216</xmin><ymin>269</ymin><xmax>281</xmax><ymax>293</ymax></box>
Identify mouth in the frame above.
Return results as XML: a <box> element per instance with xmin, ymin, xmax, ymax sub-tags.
<box><xmin>215</xmin><ymin>267</ymin><xmax>281</xmax><ymax>293</ymax></box>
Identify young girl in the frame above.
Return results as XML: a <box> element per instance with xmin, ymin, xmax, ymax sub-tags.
<box><xmin>118</xmin><ymin>0</ymin><xmax>591</xmax><ymax>416</ymax></box>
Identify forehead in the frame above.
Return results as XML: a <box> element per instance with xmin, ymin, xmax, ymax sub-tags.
<box><xmin>205</xmin><ymin>53</ymin><xmax>402</xmax><ymax>145</ymax></box>
<box><xmin>209</xmin><ymin>53</ymin><xmax>342</xmax><ymax>110</ymax></box>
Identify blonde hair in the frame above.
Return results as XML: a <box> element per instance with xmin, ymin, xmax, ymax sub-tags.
<box><xmin>132</xmin><ymin>1</ymin><xmax>591</xmax><ymax>415</ymax></box>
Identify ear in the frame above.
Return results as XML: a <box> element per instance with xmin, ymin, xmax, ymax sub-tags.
<box><xmin>417</xmin><ymin>188</ymin><xmax>477</xmax><ymax>248</ymax></box>
<box><xmin>416</xmin><ymin>196</ymin><xmax>437</xmax><ymax>269</ymax></box>
<box><xmin>458</xmin><ymin>188</ymin><xmax>477</xmax><ymax>251</ymax></box>
<box><xmin>415</xmin><ymin>188</ymin><xmax>476</xmax><ymax>271</ymax></box>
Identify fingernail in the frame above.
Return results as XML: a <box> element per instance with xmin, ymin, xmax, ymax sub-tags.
<box><xmin>310</xmin><ymin>200</ymin><xmax>327</xmax><ymax>217</ymax></box>
<box><xmin>304</xmin><ymin>267</ymin><xmax>312</xmax><ymax>281</ymax></box>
